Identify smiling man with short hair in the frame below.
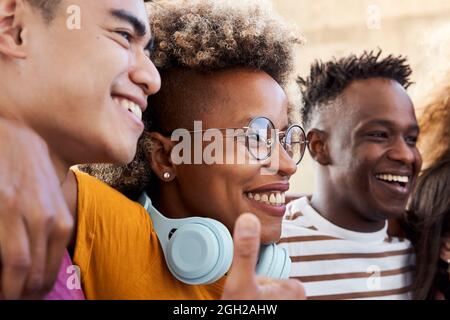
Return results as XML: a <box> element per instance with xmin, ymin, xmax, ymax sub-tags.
<box><xmin>0</xmin><ymin>0</ymin><xmax>161</xmax><ymax>299</ymax></box>
<box><xmin>279</xmin><ymin>51</ymin><xmax>422</xmax><ymax>300</ymax></box>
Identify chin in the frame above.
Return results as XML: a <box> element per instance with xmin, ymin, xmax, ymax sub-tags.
<box><xmin>115</xmin><ymin>140</ymin><xmax>138</xmax><ymax>164</ymax></box>
<box><xmin>261</xmin><ymin>228</ymin><xmax>282</xmax><ymax>245</ymax></box>
<box><xmin>374</xmin><ymin>203</ymin><xmax>407</xmax><ymax>221</ymax></box>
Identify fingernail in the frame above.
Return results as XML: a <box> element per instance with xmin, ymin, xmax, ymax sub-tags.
<box><xmin>236</xmin><ymin>213</ymin><xmax>260</xmax><ymax>238</ymax></box>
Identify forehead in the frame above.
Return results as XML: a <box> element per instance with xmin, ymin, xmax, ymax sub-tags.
<box><xmin>206</xmin><ymin>69</ymin><xmax>289</xmax><ymax>128</ymax></box>
<box><xmin>67</xmin><ymin>0</ymin><xmax>149</xmax><ymax>25</ymax></box>
<box><xmin>341</xmin><ymin>78</ymin><xmax>417</xmax><ymax>128</ymax></box>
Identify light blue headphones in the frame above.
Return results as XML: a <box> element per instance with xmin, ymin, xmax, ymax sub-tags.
<box><xmin>139</xmin><ymin>192</ymin><xmax>291</xmax><ymax>285</ymax></box>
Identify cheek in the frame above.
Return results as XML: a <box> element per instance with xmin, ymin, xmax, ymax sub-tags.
<box><xmin>61</xmin><ymin>29</ymin><xmax>130</xmax><ymax>91</ymax></box>
<box><xmin>78</xmin><ymin>46</ymin><xmax>129</xmax><ymax>93</ymax></box>
<box><xmin>177</xmin><ymin>165</ymin><xmax>258</xmax><ymax>225</ymax></box>
<box><xmin>351</xmin><ymin>146</ymin><xmax>382</xmax><ymax>176</ymax></box>
<box><xmin>336</xmin><ymin>152</ymin><xmax>376</xmax><ymax>197</ymax></box>
<box><xmin>177</xmin><ymin>165</ymin><xmax>231</xmax><ymax>211</ymax></box>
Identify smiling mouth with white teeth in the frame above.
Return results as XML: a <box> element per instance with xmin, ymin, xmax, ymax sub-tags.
<box><xmin>113</xmin><ymin>97</ymin><xmax>142</xmax><ymax>121</ymax></box>
<box><xmin>245</xmin><ymin>191</ymin><xmax>286</xmax><ymax>207</ymax></box>
<box><xmin>375</xmin><ymin>173</ymin><xmax>410</xmax><ymax>188</ymax></box>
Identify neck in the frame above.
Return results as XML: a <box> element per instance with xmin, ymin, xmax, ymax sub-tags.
<box><xmin>149</xmin><ymin>182</ymin><xmax>191</xmax><ymax>220</ymax></box>
<box><xmin>311</xmin><ymin>172</ymin><xmax>385</xmax><ymax>233</ymax></box>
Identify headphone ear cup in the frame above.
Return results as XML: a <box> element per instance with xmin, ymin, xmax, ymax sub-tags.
<box><xmin>205</xmin><ymin>218</ymin><xmax>234</xmax><ymax>280</ymax></box>
<box><xmin>165</xmin><ymin>219</ymin><xmax>233</xmax><ymax>285</ymax></box>
<box><xmin>256</xmin><ymin>244</ymin><xmax>291</xmax><ymax>279</ymax></box>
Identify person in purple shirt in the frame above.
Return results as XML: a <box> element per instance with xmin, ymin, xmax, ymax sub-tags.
<box><xmin>44</xmin><ymin>252</ymin><xmax>84</xmax><ymax>300</ymax></box>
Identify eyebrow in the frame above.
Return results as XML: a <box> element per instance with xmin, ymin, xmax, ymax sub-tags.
<box><xmin>110</xmin><ymin>9</ymin><xmax>148</xmax><ymax>37</ymax></box>
<box><xmin>362</xmin><ymin>119</ymin><xmax>420</xmax><ymax>132</ymax></box>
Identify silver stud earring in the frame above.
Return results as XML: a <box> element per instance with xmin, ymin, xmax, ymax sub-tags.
<box><xmin>163</xmin><ymin>172</ymin><xmax>171</xmax><ymax>180</ymax></box>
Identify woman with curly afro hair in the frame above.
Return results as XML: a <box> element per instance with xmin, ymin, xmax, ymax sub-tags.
<box><xmin>72</xmin><ymin>0</ymin><xmax>305</xmax><ymax>299</ymax></box>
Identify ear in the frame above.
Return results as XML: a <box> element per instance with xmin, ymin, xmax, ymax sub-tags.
<box><xmin>146</xmin><ymin>132</ymin><xmax>177</xmax><ymax>182</ymax></box>
<box><xmin>0</xmin><ymin>0</ymin><xmax>27</xmax><ymax>59</ymax></box>
<box><xmin>307</xmin><ymin>129</ymin><xmax>332</xmax><ymax>166</ymax></box>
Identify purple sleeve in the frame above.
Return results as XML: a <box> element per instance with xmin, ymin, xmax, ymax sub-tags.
<box><xmin>44</xmin><ymin>250</ymin><xmax>85</xmax><ymax>300</ymax></box>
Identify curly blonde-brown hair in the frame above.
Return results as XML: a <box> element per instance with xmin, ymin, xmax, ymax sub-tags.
<box><xmin>418</xmin><ymin>77</ymin><xmax>450</xmax><ymax>169</ymax></box>
<box><xmin>149</xmin><ymin>0</ymin><xmax>302</xmax><ymax>83</ymax></box>
<box><xmin>415</xmin><ymin>23</ymin><xmax>450</xmax><ymax>169</ymax></box>
<box><xmin>80</xmin><ymin>0</ymin><xmax>303</xmax><ymax>199</ymax></box>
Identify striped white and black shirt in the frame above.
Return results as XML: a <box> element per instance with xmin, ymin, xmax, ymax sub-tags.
<box><xmin>279</xmin><ymin>197</ymin><xmax>415</xmax><ymax>300</ymax></box>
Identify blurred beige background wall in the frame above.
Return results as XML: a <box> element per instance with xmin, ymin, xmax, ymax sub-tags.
<box><xmin>272</xmin><ymin>0</ymin><xmax>450</xmax><ymax>194</ymax></box>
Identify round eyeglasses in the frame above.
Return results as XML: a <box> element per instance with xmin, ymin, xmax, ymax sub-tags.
<box><xmin>161</xmin><ymin>116</ymin><xmax>308</xmax><ymax>166</ymax></box>
<box><xmin>243</xmin><ymin>117</ymin><xmax>307</xmax><ymax>165</ymax></box>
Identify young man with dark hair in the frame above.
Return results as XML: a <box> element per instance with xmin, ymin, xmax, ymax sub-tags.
<box><xmin>279</xmin><ymin>51</ymin><xmax>422</xmax><ymax>300</ymax></box>
<box><xmin>0</xmin><ymin>0</ymin><xmax>160</xmax><ymax>299</ymax></box>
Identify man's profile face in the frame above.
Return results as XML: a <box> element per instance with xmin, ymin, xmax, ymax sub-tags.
<box><xmin>326</xmin><ymin>78</ymin><xmax>422</xmax><ymax>221</ymax></box>
<box><xmin>13</xmin><ymin>0</ymin><xmax>161</xmax><ymax>165</ymax></box>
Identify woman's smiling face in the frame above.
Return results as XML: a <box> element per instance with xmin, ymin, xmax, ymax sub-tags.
<box><xmin>154</xmin><ymin>68</ymin><xmax>298</xmax><ymax>244</ymax></box>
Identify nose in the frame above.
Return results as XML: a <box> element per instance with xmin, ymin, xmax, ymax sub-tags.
<box><xmin>272</xmin><ymin>143</ymin><xmax>298</xmax><ymax>177</ymax></box>
<box><xmin>387</xmin><ymin>136</ymin><xmax>417</xmax><ymax>165</ymax></box>
<box><xmin>130</xmin><ymin>52</ymin><xmax>161</xmax><ymax>97</ymax></box>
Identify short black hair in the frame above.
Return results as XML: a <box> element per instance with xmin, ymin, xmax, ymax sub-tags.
<box><xmin>26</xmin><ymin>0</ymin><xmax>62</xmax><ymax>22</ymax></box>
<box><xmin>298</xmin><ymin>50</ymin><xmax>413</xmax><ymax>129</ymax></box>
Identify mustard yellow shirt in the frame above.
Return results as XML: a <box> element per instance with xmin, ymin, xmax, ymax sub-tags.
<box><xmin>72</xmin><ymin>170</ymin><xmax>225</xmax><ymax>300</ymax></box>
